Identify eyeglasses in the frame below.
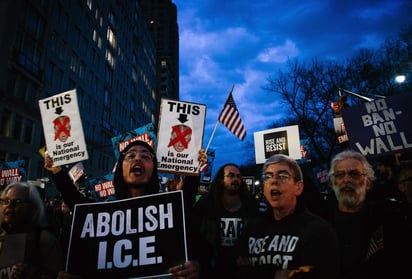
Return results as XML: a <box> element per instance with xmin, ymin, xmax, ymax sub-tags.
<box><xmin>399</xmin><ymin>177</ymin><xmax>412</xmax><ymax>184</ymax></box>
<box><xmin>262</xmin><ymin>173</ymin><xmax>293</xmax><ymax>184</ymax></box>
<box><xmin>0</xmin><ymin>198</ymin><xmax>30</xmax><ymax>207</ymax></box>
<box><xmin>332</xmin><ymin>170</ymin><xmax>366</xmax><ymax>180</ymax></box>
<box><xmin>224</xmin><ymin>173</ymin><xmax>242</xmax><ymax>179</ymax></box>
<box><xmin>123</xmin><ymin>151</ymin><xmax>154</xmax><ymax>163</ymax></box>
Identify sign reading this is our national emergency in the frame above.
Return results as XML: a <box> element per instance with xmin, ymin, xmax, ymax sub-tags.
<box><xmin>66</xmin><ymin>191</ymin><xmax>187</xmax><ymax>278</ymax></box>
<box><xmin>342</xmin><ymin>93</ymin><xmax>412</xmax><ymax>157</ymax></box>
<box><xmin>254</xmin><ymin>125</ymin><xmax>301</xmax><ymax>164</ymax></box>
<box><xmin>39</xmin><ymin>89</ymin><xmax>88</xmax><ymax>166</ymax></box>
<box><xmin>156</xmin><ymin>98</ymin><xmax>206</xmax><ymax>175</ymax></box>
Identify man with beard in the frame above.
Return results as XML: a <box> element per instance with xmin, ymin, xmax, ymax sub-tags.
<box><xmin>322</xmin><ymin>149</ymin><xmax>382</xmax><ymax>279</ymax></box>
<box><xmin>193</xmin><ymin>163</ymin><xmax>259</xmax><ymax>278</ymax></box>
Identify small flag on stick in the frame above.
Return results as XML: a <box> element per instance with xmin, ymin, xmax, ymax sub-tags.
<box><xmin>218</xmin><ymin>86</ymin><xmax>246</xmax><ymax>140</ymax></box>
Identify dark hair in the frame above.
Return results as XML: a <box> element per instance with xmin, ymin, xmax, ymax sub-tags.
<box><xmin>208</xmin><ymin>163</ymin><xmax>247</xmax><ymax>207</ymax></box>
<box><xmin>113</xmin><ymin>140</ymin><xmax>160</xmax><ymax>199</ymax></box>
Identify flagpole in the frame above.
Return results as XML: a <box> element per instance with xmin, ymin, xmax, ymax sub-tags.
<box><xmin>204</xmin><ymin>120</ymin><xmax>219</xmax><ymax>153</ymax></box>
<box><xmin>204</xmin><ymin>84</ymin><xmax>235</xmax><ymax>153</ymax></box>
<box><xmin>195</xmin><ymin>84</ymin><xmax>235</xmax><ymax>173</ymax></box>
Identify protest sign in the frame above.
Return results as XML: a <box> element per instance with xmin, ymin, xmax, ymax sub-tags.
<box><xmin>243</xmin><ymin>176</ymin><xmax>255</xmax><ymax>194</ymax></box>
<box><xmin>342</xmin><ymin>93</ymin><xmax>412</xmax><ymax>157</ymax></box>
<box><xmin>85</xmin><ymin>173</ymin><xmax>116</xmax><ymax>202</ymax></box>
<box><xmin>68</xmin><ymin>162</ymin><xmax>85</xmax><ymax>184</ymax></box>
<box><xmin>200</xmin><ymin>148</ymin><xmax>215</xmax><ymax>184</ymax></box>
<box><xmin>0</xmin><ymin>160</ymin><xmax>26</xmax><ymax>190</ymax></box>
<box><xmin>38</xmin><ymin>89</ymin><xmax>88</xmax><ymax>166</ymax></box>
<box><xmin>66</xmin><ymin>191</ymin><xmax>187</xmax><ymax>278</ymax></box>
<box><xmin>254</xmin><ymin>125</ymin><xmax>301</xmax><ymax>164</ymax></box>
<box><xmin>156</xmin><ymin>98</ymin><xmax>206</xmax><ymax>175</ymax></box>
<box><xmin>333</xmin><ymin>117</ymin><xmax>349</xmax><ymax>144</ymax></box>
<box><xmin>111</xmin><ymin>123</ymin><xmax>157</xmax><ymax>160</ymax></box>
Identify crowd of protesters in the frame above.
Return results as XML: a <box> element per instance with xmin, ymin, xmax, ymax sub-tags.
<box><xmin>1</xmin><ymin>146</ymin><xmax>411</xmax><ymax>278</ymax></box>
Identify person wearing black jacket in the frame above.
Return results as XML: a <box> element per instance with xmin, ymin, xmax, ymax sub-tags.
<box><xmin>193</xmin><ymin>163</ymin><xmax>260</xmax><ymax>279</ymax></box>
<box><xmin>235</xmin><ymin>154</ymin><xmax>339</xmax><ymax>279</ymax></box>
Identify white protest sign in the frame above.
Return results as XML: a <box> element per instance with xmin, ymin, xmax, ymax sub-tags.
<box><xmin>254</xmin><ymin>125</ymin><xmax>301</xmax><ymax>164</ymax></box>
<box><xmin>156</xmin><ymin>98</ymin><xmax>206</xmax><ymax>175</ymax></box>
<box><xmin>39</xmin><ymin>89</ymin><xmax>88</xmax><ymax>166</ymax></box>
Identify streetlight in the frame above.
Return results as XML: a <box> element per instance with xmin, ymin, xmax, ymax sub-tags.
<box><xmin>395</xmin><ymin>74</ymin><xmax>406</xmax><ymax>83</ymax></box>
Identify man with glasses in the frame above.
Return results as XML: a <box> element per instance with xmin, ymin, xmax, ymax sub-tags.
<box><xmin>235</xmin><ymin>154</ymin><xmax>339</xmax><ymax>279</ymax></box>
<box><xmin>193</xmin><ymin>163</ymin><xmax>259</xmax><ymax>278</ymax></box>
<box><xmin>322</xmin><ymin>149</ymin><xmax>382</xmax><ymax>279</ymax></box>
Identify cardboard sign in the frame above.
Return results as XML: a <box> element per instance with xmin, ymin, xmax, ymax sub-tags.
<box><xmin>156</xmin><ymin>98</ymin><xmax>206</xmax><ymax>175</ymax></box>
<box><xmin>0</xmin><ymin>160</ymin><xmax>26</xmax><ymax>190</ymax></box>
<box><xmin>342</xmin><ymin>93</ymin><xmax>412</xmax><ymax>157</ymax></box>
<box><xmin>38</xmin><ymin>89</ymin><xmax>88</xmax><ymax>166</ymax></box>
<box><xmin>254</xmin><ymin>125</ymin><xmax>301</xmax><ymax>164</ymax></box>
<box><xmin>66</xmin><ymin>191</ymin><xmax>187</xmax><ymax>278</ymax></box>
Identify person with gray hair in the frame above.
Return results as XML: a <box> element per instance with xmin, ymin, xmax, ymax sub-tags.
<box><xmin>235</xmin><ymin>154</ymin><xmax>339</xmax><ymax>279</ymax></box>
<box><xmin>327</xmin><ymin>149</ymin><xmax>376</xmax><ymax>213</ymax></box>
<box><xmin>322</xmin><ymin>149</ymin><xmax>382</xmax><ymax>279</ymax></box>
<box><xmin>0</xmin><ymin>182</ymin><xmax>64</xmax><ymax>278</ymax></box>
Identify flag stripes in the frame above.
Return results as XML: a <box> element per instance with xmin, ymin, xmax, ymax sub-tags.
<box><xmin>365</xmin><ymin>225</ymin><xmax>384</xmax><ymax>261</ymax></box>
<box><xmin>218</xmin><ymin>92</ymin><xmax>246</xmax><ymax>140</ymax></box>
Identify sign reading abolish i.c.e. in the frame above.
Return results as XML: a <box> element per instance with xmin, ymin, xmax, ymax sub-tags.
<box><xmin>66</xmin><ymin>191</ymin><xmax>187</xmax><ymax>278</ymax></box>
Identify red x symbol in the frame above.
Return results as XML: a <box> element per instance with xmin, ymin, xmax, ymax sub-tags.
<box><xmin>54</xmin><ymin>116</ymin><xmax>71</xmax><ymax>141</ymax></box>
<box><xmin>168</xmin><ymin>125</ymin><xmax>192</xmax><ymax>149</ymax></box>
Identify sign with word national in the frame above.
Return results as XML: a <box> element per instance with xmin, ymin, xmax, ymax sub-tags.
<box><xmin>156</xmin><ymin>98</ymin><xmax>206</xmax><ymax>175</ymax></box>
<box><xmin>39</xmin><ymin>89</ymin><xmax>88</xmax><ymax>166</ymax></box>
<box><xmin>254</xmin><ymin>125</ymin><xmax>301</xmax><ymax>164</ymax></box>
<box><xmin>342</xmin><ymin>93</ymin><xmax>412</xmax><ymax>157</ymax></box>
<box><xmin>66</xmin><ymin>191</ymin><xmax>188</xmax><ymax>278</ymax></box>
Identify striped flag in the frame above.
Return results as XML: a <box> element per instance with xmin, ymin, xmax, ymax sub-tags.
<box><xmin>218</xmin><ymin>89</ymin><xmax>246</xmax><ymax>140</ymax></box>
<box><xmin>365</xmin><ymin>225</ymin><xmax>384</xmax><ymax>261</ymax></box>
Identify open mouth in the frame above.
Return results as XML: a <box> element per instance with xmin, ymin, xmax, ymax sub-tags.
<box><xmin>131</xmin><ymin>165</ymin><xmax>143</xmax><ymax>175</ymax></box>
<box><xmin>270</xmin><ymin>190</ymin><xmax>281</xmax><ymax>197</ymax></box>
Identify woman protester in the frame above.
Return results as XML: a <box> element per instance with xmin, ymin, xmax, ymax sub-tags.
<box><xmin>0</xmin><ymin>182</ymin><xmax>64</xmax><ymax>278</ymax></box>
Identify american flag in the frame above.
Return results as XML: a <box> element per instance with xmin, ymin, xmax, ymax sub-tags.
<box><xmin>218</xmin><ymin>91</ymin><xmax>246</xmax><ymax>141</ymax></box>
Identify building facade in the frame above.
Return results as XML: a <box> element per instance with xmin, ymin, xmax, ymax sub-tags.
<box><xmin>0</xmin><ymin>0</ymin><xmax>179</xmax><ymax>187</ymax></box>
<box><xmin>140</xmin><ymin>0</ymin><xmax>179</xmax><ymax>101</ymax></box>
